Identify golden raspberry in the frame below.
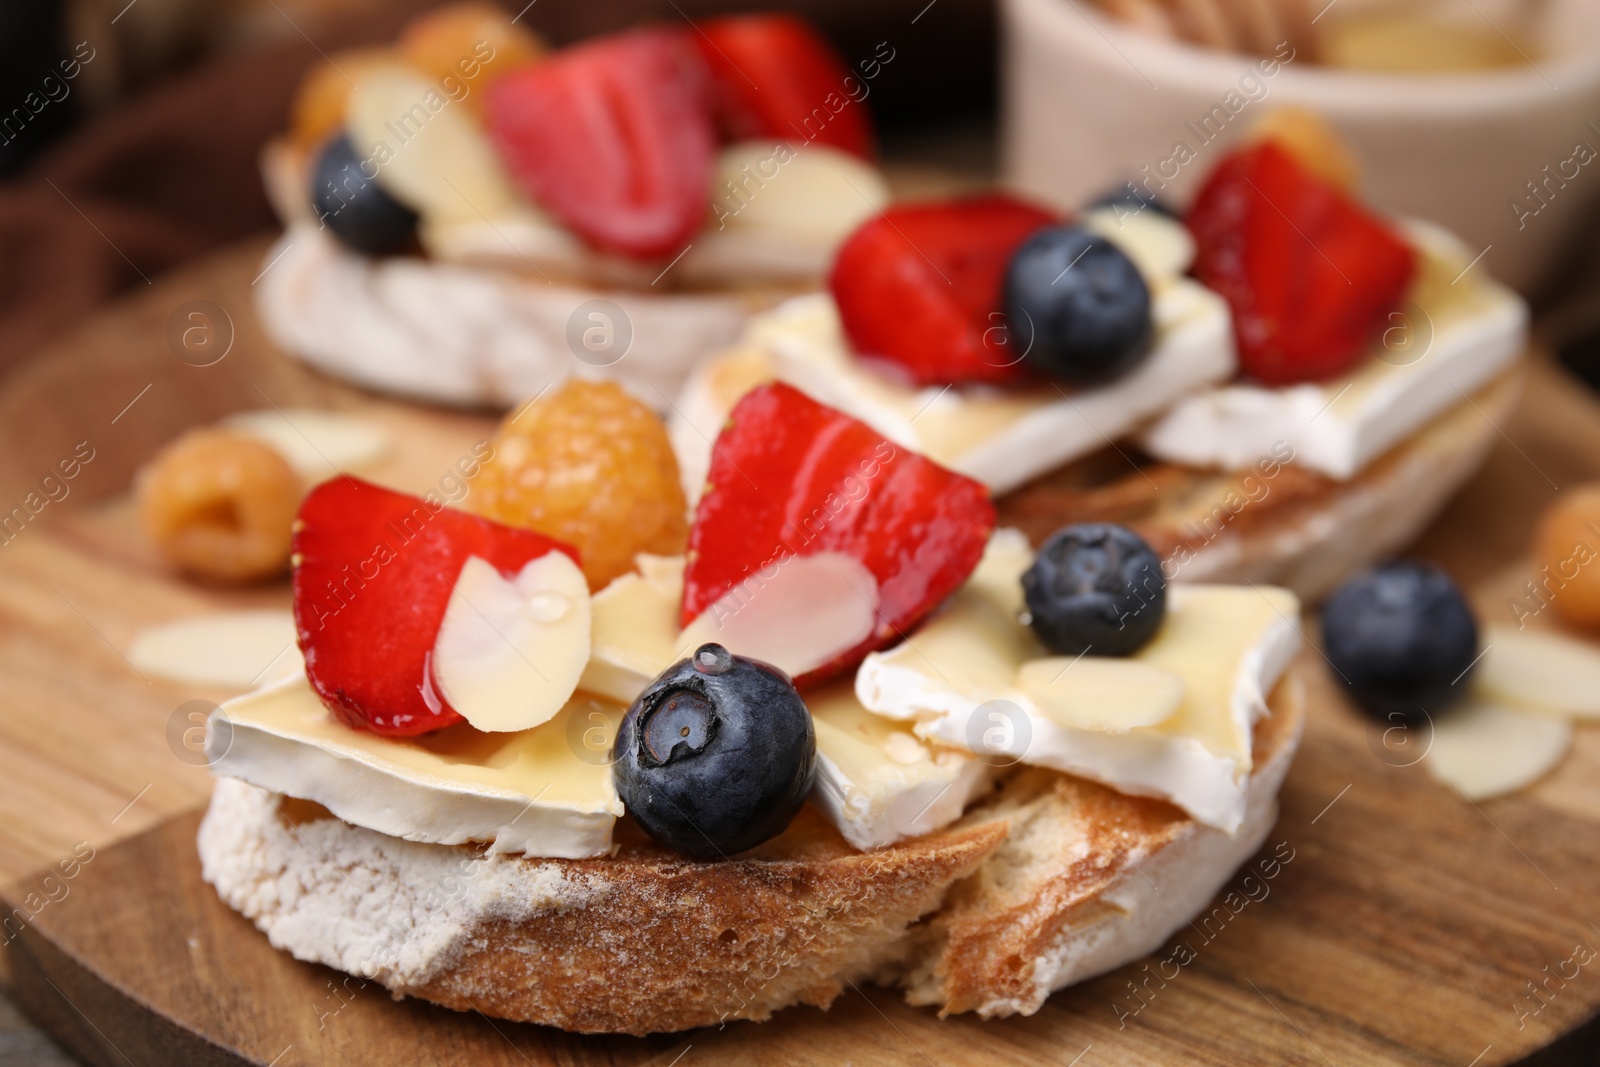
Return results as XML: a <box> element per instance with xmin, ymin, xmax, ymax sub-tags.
<box><xmin>1248</xmin><ymin>107</ymin><xmax>1360</xmax><ymax>192</ymax></box>
<box><xmin>1535</xmin><ymin>484</ymin><xmax>1600</xmax><ymax>628</ymax></box>
<box><xmin>288</xmin><ymin>48</ymin><xmax>397</xmax><ymax>150</ymax></box>
<box><xmin>137</xmin><ymin>429</ymin><xmax>300</xmax><ymax>584</ymax></box>
<box><xmin>472</xmin><ymin>380</ymin><xmax>688</xmax><ymax>591</ymax></box>
<box><xmin>398</xmin><ymin>3</ymin><xmax>547</xmax><ymax>113</ymax></box>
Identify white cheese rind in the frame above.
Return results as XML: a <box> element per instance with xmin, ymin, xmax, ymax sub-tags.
<box><xmin>209</xmin><ymin>677</ymin><xmax>622</xmax><ymax>859</ymax></box>
<box><xmin>856</xmin><ymin>530</ymin><xmax>1301</xmax><ymax>832</ymax></box>
<box><xmin>1140</xmin><ymin>221</ymin><xmax>1529</xmax><ymax>480</ymax></box>
<box><xmin>672</xmin><ymin>278</ymin><xmax>1237</xmax><ymax>500</ymax></box>
<box><xmin>808</xmin><ymin>685</ymin><xmax>993</xmax><ymax>851</ymax></box>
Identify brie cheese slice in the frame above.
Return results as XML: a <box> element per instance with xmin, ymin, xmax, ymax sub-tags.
<box><xmin>809</xmin><ymin>683</ymin><xmax>992</xmax><ymax>851</ymax></box>
<box><xmin>1139</xmin><ymin>221</ymin><xmax>1528</xmax><ymax>480</ymax></box>
<box><xmin>855</xmin><ymin>529</ymin><xmax>1301</xmax><ymax>832</ymax></box>
<box><xmin>671</xmin><ymin>271</ymin><xmax>1236</xmax><ymax>502</ymax></box>
<box><xmin>209</xmin><ymin>676</ymin><xmax>623</xmax><ymax>858</ymax></box>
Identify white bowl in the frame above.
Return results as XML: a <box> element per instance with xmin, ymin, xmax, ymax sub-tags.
<box><xmin>1000</xmin><ymin>0</ymin><xmax>1600</xmax><ymax>293</ymax></box>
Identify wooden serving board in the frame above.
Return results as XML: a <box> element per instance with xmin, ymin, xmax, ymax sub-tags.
<box><xmin>2</xmin><ymin>239</ymin><xmax>1599</xmax><ymax>1066</ymax></box>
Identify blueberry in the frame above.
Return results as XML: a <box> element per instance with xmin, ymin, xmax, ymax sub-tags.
<box><xmin>1004</xmin><ymin>225</ymin><xmax>1153</xmax><ymax>385</ymax></box>
<box><xmin>1022</xmin><ymin>523</ymin><xmax>1166</xmax><ymax>656</ymax></box>
<box><xmin>612</xmin><ymin>643</ymin><xmax>815</xmax><ymax>859</ymax></box>
<box><xmin>1320</xmin><ymin>560</ymin><xmax>1479</xmax><ymax>723</ymax></box>
<box><xmin>1086</xmin><ymin>182</ymin><xmax>1178</xmax><ymax>220</ymax></box>
<box><xmin>310</xmin><ymin>134</ymin><xmax>418</xmax><ymax>256</ymax></box>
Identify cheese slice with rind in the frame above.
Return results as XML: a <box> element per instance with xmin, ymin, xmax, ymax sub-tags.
<box><xmin>855</xmin><ymin>529</ymin><xmax>1301</xmax><ymax>832</ymax></box>
<box><xmin>209</xmin><ymin>676</ymin><xmax>623</xmax><ymax>858</ymax></box>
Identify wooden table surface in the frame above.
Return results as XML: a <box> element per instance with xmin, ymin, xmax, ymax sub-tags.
<box><xmin>2</xmin><ymin>237</ymin><xmax>1599</xmax><ymax>1065</ymax></box>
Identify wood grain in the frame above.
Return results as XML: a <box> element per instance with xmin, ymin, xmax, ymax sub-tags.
<box><xmin>0</xmin><ymin>240</ymin><xmax>1598</xmax><ymax>1064</ymax></box>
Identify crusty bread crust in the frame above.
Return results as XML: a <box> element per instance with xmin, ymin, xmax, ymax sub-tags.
<box><xmin>199</xmin><ymin>675</ymin><xmax>1304</xmax><ymax>1034</ymax></box>
<box><xmin>200</xmin><ymin>785</ymin><xmax>1006</xmax><ymax>1034</ymax></box>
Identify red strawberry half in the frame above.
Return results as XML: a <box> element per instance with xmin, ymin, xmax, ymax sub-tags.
<box><xmin>1187</xmin><ymin>141</ymin><xmax>1418</xmax><ymax>385</ymax></box>
<box><xmin>292</xmin><ymin>478</ymin><xmax>577</xmax><ymax>737</ymax></box>
<box><xmin>692</xmin><ymin>14</ymin><xmax>874</xmax><ymax>160</ymax></box>
<box><xmin>682</xmin><ymin>383</ymin><xmax>995</xmax><ymax>687</ymax></box>
<box><xmin>829</xmin><ymin>195</ymin><xmax>1059</xmax><ymax>387</ymax></box>
<box><xmin>486</xmin><ymin>27</ymin><xmax>714</xmax><ymax>260</ymax></box>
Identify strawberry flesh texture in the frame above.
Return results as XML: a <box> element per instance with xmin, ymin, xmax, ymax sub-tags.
<box><xmin>486</xmin><ymin>27</ymin><xmax>714</xmax><ymax>260</ymax></box>
<box><xmin>682</xmin><ymin>383</ymin><xmax>996</xmax><ymax>688</ymax></box>
<box><xmin>1187</xmin><ymin>141</ymin><xmax>1417</xmax><ymax>385</ymax></box>
<box><xmin>829</xmin><ymin>195</ymin><xmax>1059</xmax><ymax>387</ymax></box>
<box><xmin>292</xmin><ymin>478</ymin><xmax>578</xmax><ymax>737</ymax></box>
<box><xmin>693</xmin><ymin>14</ymin><xmax>874</xmax><ymax>160</ymax></box>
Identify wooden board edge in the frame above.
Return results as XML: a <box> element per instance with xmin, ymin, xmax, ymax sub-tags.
<box><xmin>2</xmin><ymin>811</ymin><xmax>252</xmax><ymax>1067</ymax></box>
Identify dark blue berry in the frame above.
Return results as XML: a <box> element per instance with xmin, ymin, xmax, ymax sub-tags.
<box><xmin>1004</xmin><ymin>225</ymin><xmax>1153</xmax><ymax>384</ymax></box>
<box><xmin>1022</xmin><ymin>523</ymin><xmax>1166</xmax><ymax>656</ymax></box>
<box><xmin>1087</xmin><ymin>183</ymin><xmax>1178</xmax><ymax>220</ymax></box>
<box><xmin>310</xmin><ymin>134</ymin><xmax>418</xmax><ymax>256</ymax></box>
<box><xmin>612</xmin><ymin>643</ymin><xmax>815</xmax><ymax>859</ymax></box>
<box><xmin>1321</xmin><ymin>560</ymin><xmax>1479</xmax><ymax>723</ymax></box>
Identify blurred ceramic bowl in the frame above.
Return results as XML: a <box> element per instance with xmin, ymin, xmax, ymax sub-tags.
<box><xmin>1001</xmin><ymin>0</ymin><xmax>1600</xmax><ymax>294</ymax></box>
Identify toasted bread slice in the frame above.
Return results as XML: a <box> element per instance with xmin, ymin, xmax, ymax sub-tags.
<box><xmin>199</xmin><ymin>672</ymin><xmax>1304</xmax><ymax>1034</ymax></box>
<box><xmin>199</xmin><ymin>781</ymin><xmax>1006</xmax><ymax>1035</ymax></box>
<box><xmin>890</xmin><ymin>671</ymin><xmax>1304</xmax><ymax>1017</ymax></box>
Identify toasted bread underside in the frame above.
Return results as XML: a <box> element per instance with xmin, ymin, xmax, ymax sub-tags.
<box><xmin>199</xmin><ymin>676</ymin><xmax>1304</xmax><ymax>1035</ymax></box>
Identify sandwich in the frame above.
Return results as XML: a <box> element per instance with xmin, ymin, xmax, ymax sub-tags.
<box><xmin>256</xmin><ymin>4</ymin><xmax>891</xmax><ymax>407</ymax></box>
<box><xmin>671</xmin><ymin>110</ymin><xmax>1527</xmax><ymax>598</ymax></box>
<box><xmin>198</xmin><ymin>378</ymin><xmax>1307</xmax><ymax>1033</ymax></box>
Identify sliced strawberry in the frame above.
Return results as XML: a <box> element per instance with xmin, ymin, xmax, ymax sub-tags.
<box><xmin>485</xmin><ymin>27</ymin><xmax>714</xmax><ymax>259</ymax></box>
<box><xmin>1187</xmin><ymin>141</ymin><xmax>1417</xmax><ymax>385</ymax></box>
<box><xmin>682</xmin><ymin>383</ymin><xmax>995</xmax><ymax>687</ymax></box>
<box><xmin>292</xmin><ymin>478</ymin><xmax>577</xmax><ymax>737</ymax></box>
<box><xmin>828</xmin><ymin>195</ymin><xmax>1059</xmax><ymax>387</ymax></box>
<box><xmin>692</xmin><ymin>14</ymin><xmax>874</xmax><ymax>160</ymax></box>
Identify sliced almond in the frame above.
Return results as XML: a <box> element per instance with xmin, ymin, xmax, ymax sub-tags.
<box><xmin>1081</xmin><ymin>206</ymin><xmax>1196</xmax><ymax>281</ymax></box>
<box><xmin>710</xmin><ymin>142</ymin><xmax>888</xmax><ymax>244</ymax></box>
<box><xmin>346</xmin><ymin>65</ymin><xmax>519</xmax><ymax>223</ymax></box>
<box><xmin>681</xmin><ymin>551</ymin><xmax>878</xmax><ymax>680</ymax></box>
<box><xmin>1017</xmin><ymin>657</ymin><xmax>1185</xmax><ymax>732</ymax></box>
<box><xmin>431</xmin><ymin>552</ymin><xmax>590</xmax><ymax>733</ymax></box>
<box><xmin>1425</xmin><ymin>699</ymin><xmax>1572</xmax><ymax>801</ymax></box>
<box><xmin>130</xmin><ymin>610</ymin><xmax>301</xmax><ymax>689</ymax></box>
<box><xmin>1475</xmin><ymin>626</ymin><xmax>1600</xmax><ymax>719</ymax></box>
<box><xmin>221</xmin><ymin>408</ymin><xmax>390</xmax><ymax>480</ymax></box>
